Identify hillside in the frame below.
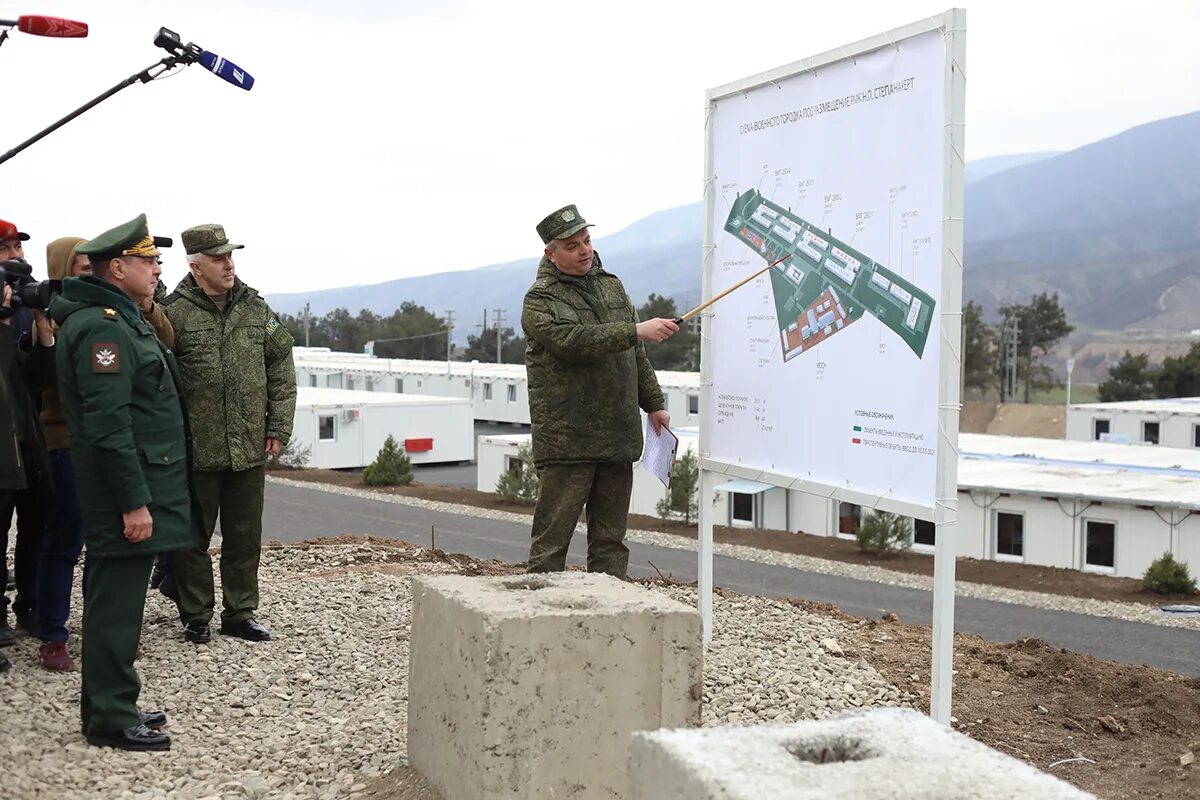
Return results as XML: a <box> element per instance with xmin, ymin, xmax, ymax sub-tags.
<box><xmin>268</xmin><ymin>111</ymin><xmax>1200</xmax><ymax>341</ymax></box>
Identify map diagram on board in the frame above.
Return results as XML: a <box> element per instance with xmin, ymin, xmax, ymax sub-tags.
<box><xmin>724</xmin><ymin>188</ymin><xmax>935</xmax><ymax>360</ymax></box>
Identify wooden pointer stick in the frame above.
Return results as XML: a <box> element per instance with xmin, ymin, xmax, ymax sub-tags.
<box><xmin>673</xmin><ymin>253</ymin><xmax>790</xmax><ymax>324</ymax></box>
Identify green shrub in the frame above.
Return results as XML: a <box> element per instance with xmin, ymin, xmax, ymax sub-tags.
<box><xmin>363</xmin><ymin>435</ymin><xmax>413</xmax><ymax>486</ymax></box>
<box><xmin>655</xmin><ymin>448</ymin><xmax>700</xmax><ymax>524</ymax></box>
<box><xmin>495</xmin><ymin>443</ymin><xmax>540</xmax><ymax>503</ymax></box>
<box><xmin>1141</xmin><ymin>552</ymin><xmax>1197</xmax><ymax>595</ymax></box>
<box><xmin>266</xmin><ymin>439</ymin><xmax>311</xmax><ymax>470</ymax></box>
<box><xmin>855</xmin><ymin>511</ymin><xmax>912</xmax><ymax>555</ymax></box>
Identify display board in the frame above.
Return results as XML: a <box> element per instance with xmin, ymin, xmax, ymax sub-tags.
<box><xmin>704</xmin><ymin>26</ymin><xmax>949</xmax><ymax>513</ymax></box>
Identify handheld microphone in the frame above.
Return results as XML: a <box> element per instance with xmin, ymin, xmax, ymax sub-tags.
<box><xmin>199</xmin><ymin>50</ymin><xmax>254</xmax><ymax>91</ymax></box>
<box><xmin>10</xmin><ymin>15</ymin><xmax>89</xmax><ymax>37</ymax></box>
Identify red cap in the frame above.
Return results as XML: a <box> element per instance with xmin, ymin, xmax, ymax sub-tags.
<box><xmin>0</xmin><ymin>219</ymin><xmax>30</xmax><ymax>243</ymax></box>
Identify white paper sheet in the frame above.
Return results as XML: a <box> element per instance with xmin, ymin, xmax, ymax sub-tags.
<box><xmin>641</xmin><ymin>417</ymin><xmax>679</xmax><ymax>488</ymax></box>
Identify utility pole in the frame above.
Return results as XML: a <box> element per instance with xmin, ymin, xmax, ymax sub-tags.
<box><xmin>444</xmin><ymin>309</ymin><xmax>455</xmax><ymax>376</ymax></box>
<box><xmin>494</xmin><ymin>308</ymin><xmax>507</xmax><ymax>364</ymax></box>
<box><xmin>1002</xmin><ymin>318</ymin><xmax>1020</xmax><ymax>403</ymax></box>
<box><xmin>301</xmin><ymin>302</ymin><xmax>312</xmax><ymax>348</ymax></box>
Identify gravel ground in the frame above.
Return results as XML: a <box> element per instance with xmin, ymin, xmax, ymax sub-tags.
<box><xmin>2</xmin><ymin>540</ymin><xmax>910</xmax><ymax>799</ymax></box>
<box><xmin>266</xmin><ymin>476</ymin><xmax>1200</xmax><ymax>632</ymax></box>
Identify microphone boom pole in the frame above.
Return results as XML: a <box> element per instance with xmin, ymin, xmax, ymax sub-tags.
<box><xmin>0</xmin><ymin>54</ymin><xmax>189</xmax><ymax>166</ymax></box>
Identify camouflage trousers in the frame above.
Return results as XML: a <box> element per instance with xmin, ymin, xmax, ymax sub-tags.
<box><xmin>527</xmin><ymin>461</ymin><xmax>633</xmax><ymax>580</ymax></box>
<box><xmin>174</xmin><ymin>466</ymin><xmax>265</xmax><ymax>625</ymax></box>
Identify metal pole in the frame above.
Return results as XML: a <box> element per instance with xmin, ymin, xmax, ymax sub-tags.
<box><xmin>445</xmin><ymin>309</ymin><xmax>455</xmax><ymax>377</ymax></box>
<box><xmin>494</xmin><ymin>308</ymin><xmax>507</xmax><ymax>364</ymax></box>
<box><xmin>1066</xmin><ymin>357</ymin><xmax>1075</xmax><ymax>408</ymax></box>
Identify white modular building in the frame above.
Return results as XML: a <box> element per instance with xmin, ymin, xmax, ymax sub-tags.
<box><xmin>293</xmin><ymin>387</ymin><xmax>474</xmax><ymax>470</ymax></box>
<box><xmin>292</xmin><ymin>349</ymin><xmax>704</xmax><ymax>428</ymax></box>
<box><xmin>1067</xmin><ymin>398</ymin><xmax>1200</xmax><ymax>449</ymax></box>
<box><xmin>475</xmin><ymin>431</ymin><xmax>1200</xmax><ymax>579</ymax></box>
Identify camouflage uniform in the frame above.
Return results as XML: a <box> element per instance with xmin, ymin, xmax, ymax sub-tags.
<box><xmin>162</xmin><ymin>225</ymin><xmax>295</xmax><ymax>628</ymax></box>
<box><xmin>522</xmin><ymin>205</ymin><xmax>664</xmax><ymax>579</ymax></box>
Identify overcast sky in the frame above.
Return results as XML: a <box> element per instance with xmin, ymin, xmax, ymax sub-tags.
<box><xmin>4</xmin><ymin>0</ymin><xmax>1197</xmax><ymax>296</ymax></box>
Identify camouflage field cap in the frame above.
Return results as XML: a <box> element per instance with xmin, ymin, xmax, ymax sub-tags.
<box><xmin>181</xmin><ymin>223</ymin><xmax>245</xmax><ymax>256</ymax></box>
<box><xmin>536</xmin><ymin>204</ymin><xmax>593</xmax><ymax>245</ymax></box>
<box><xmin>77</xmin><ymin>213</ymin><xmax>172</xmax><ymax>260</ymax></box>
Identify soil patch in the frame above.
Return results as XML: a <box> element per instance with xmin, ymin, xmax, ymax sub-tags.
<box><xmin>271</xmin><ymin>470</ymin><xmax>1198</xmax><ymax>607</ymax></box>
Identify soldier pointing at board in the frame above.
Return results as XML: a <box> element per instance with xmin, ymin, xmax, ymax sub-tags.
<box><xmin>521</xmin><ymin>204</ymin><xmax>677</xmax><ymax>579</ymax></box>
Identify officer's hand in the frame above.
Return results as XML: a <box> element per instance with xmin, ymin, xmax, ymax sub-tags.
<box><xmin>264</xmin><ymin>438</ymin><xmax>284</xmax><ymax>456</ymax></box>
<box><xmin>0</xmin><ymin>285</ymin><xmax>11</xmax><ymax>326</ymax></box>
<box><xmin>648</xmin><ymin>409</ymin><xmax>671</xmax><ymax>435</ymax></box>
<box><xmin>123</xmin><ymin>506</ymin><xmax>154</xmax><ymax>543</ymax></box>
<box><xmin>33</xmin><ymin>310</ymin><xmax>55</xmax><ymax>346</ymax></box>
<box><xmin>636</xmin><ymin>318</ymin><xmax>679</xmax><ymax>343</ymax></box>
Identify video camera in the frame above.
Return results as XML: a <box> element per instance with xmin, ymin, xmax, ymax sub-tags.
<box><xmin>0</xmin><ymin>258</ymin><xmax>61</xmax><ymax>313</ymax></box>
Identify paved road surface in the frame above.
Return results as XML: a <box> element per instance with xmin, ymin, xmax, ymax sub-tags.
<box><xmin>264</xmin><ymin>480</ymin><xmax>1200</xmax><ymax>677</ymax></box>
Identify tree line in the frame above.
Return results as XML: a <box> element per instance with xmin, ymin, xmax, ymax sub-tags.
<box><xmin>277</xmin><ymin>294</ymin><xmax>701</xmax><ymax>370</ymax></box>
<box><xmin>962</xmin><ymin>292</ymin><xmax>1074</xmax><ymax>401</ymax></box>
<box><xmin>1097</xmin><ymin>345</ymin><xmax>1200</xmax><ymax>402</ymax></box>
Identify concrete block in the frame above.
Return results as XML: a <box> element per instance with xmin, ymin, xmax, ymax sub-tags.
<box><xmin>629</xmin><ymin>707</ymin><xmax>1094</xmax><ymax>799</ymax></box>
<box><xmin>408</xmin><ymin>572</ymin><xmax>702</xmax><ymax>800</ymax></box>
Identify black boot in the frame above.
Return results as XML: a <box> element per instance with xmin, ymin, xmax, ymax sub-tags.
<box><xmin>86</xmin><ymin>724</ymin><xmax>171</xmax><ymax>751</ymax></box>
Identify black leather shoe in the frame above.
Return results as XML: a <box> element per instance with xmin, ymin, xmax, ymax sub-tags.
<box><xmin>139</xmin><ymin>709</ymin><xmax>167</xmax><ymax>729</ymax></box>
<box><xmin>0</xmin><ymin>621</ymin><xmax>14</xmax><ymax>648</ymax></box>
<box><xmin>182</xmin><ymin>620</ymin><xmax>211</xmax><ymax>644</ymax></box>
<box><xmin>86</xmin><ymin>724</ymin><xmax>170</xmax><ymax>751</ymax></box>
<box><xmin>220</xmin><ymin>618</ymin><xmax>271</xmax><ymax>641</ymax></box>
<box><xmin>13</xmin><ymin>607</ymin><xmax>35</xmax><ymax>635</ymax></box>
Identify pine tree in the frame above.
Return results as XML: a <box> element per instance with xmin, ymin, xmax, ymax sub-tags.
<box><xmin>655</xmin><ymin>448</ymin><xmax>700</xmax><ymax>524</ymax></box>
<box><xmin>363</xmin><ymin>435</ymin><xmax>414</xmax><ymax>486</ymax></box>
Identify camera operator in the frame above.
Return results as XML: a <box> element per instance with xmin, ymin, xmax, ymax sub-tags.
<box><xmin>0</xmin><ymin>218</ymin><xmax>55</xmax><ymax>660</ymax></box>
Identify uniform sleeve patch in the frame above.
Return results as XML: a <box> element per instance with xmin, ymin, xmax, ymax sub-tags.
<box><xmin>92</xmin><ymin>342</ymin><xmax>120</xmax><ymax>373</ymax></box>
<box><xmin>267</xmin><ymin>315</ymin><xmax>294</xmax><ymax>350</ymax></box>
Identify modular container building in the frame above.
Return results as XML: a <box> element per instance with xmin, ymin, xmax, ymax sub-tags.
<box><xmin>1067</xmin><ymin>397</ymin><xmax>1200</xmax><ymax>449</ymax></box>
<box><xmin>292</xmin><ymin>387</ymin><xmax>473</xmax><ymax>470</ymax></box>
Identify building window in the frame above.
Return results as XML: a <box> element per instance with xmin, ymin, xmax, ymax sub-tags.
<box><xmin>837</xmin><ymin>502</ymin><xmax>861</xmax><ymax>538</ymax></box>
<box><xmin>483</xmin><ymin>382</ymin><xmax>493</xmax><ymax>401</ymax></box>
<box><xmin>347</xmin><ymin>376</ymin><xmax>357</xmax><ymax>391</ymax></box>
<box><xmin>318</xmin><ymin>415</ymin><xmax>336</xmax><ymax>441</ymax></box>
<box><xmin>507</xmin><ymin>384</ymin><xmax>517</xmax><ymax>403</ymax></box>
<box><xmin>994</xmin><ymin>511</ymin><xmax>1024</xmax><ymax>560</ymax></box>
<box><xmin>1142</xmin><ymin>421</ymin><xmax>1159</xmax><ymax>445</ymax></box>
<box><xmin>327</xmin><ymin>374</ymin><xmax>343</xmax><ymax>389</ymax></box>
<box><xmin>732</xmin><ymin>492</ymin><xmax>754</xmax><ymax>526</ymax></box>
<box><xmin>1085</xmin><ymin>520</ymin><xmax>1116</xmax><ymax>571</ymax></box>
<box><xmin>1093</xmin><ymin>418</ymin><xmax>1109</xmax><ymax>440</ymax></box>
<box><xmin>913</xmin><ymin>519</ymin><xmax>935</xmax><ymax>547</ymax></box>
<box><xmin>1194</xmin><ymin>424</ymin><xmax>1200</xmax><ymax>448</ymax></box>
<box><xmin>308</xmin><ymin>374</ymin><xmax>317</xmax><ymax>387</ymax></box>
<box><xmin>395</xmin><ymin>378</ymin><xmax>404</xmax><ymax>393</ymax></box>
<box><xmin>688</xmin><ymin>394</ymin><xmax>700</xmax><ymax>415</ymax></box>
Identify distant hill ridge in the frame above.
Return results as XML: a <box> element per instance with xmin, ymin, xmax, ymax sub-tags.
<box><xmin>269</xmin><ymin>111</ymin><xmax>1200</xmax><ymax>337</ymax></box>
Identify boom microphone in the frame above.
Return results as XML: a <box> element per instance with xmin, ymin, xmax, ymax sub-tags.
<box><xmin>11</xmin><ymin>15</ymin><xmax>89</xmax><ymax>37</ymax></box>
<box><xmin>199</xmin><ymin>50</ymin><xmax>254</xmax><ymax>91</ymax></box>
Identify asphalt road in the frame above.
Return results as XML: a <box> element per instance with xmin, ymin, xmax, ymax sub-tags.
<box><xmin>263</xmin><ymin>480</ymin><xmax>1200</xmax><ymax>677</ymax></box>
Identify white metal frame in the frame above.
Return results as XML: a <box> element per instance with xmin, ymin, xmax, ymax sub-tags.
<box><xmin>1082</xmin><ymin>518</ymin><xmax>1118</xmax><ymax>573</ymax></box>
<box><xmin>698</xmin><ymin>8</ymin><xmax>966</xmax><ymax>724</ymax></box>
<box><xmin>992</xmin><ymin>509</ymin><xmax>1026</xmax><ymax>563</ymax></box>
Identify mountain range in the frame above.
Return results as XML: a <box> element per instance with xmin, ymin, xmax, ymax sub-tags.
<box><xmin>269</xmin><ymin>111</ymin><xmax>1200</xmax><ymax>343</ymax></box>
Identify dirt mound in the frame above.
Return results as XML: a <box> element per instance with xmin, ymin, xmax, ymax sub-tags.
<box><xmin>961</xmin><ymin>401</ymin><xmax>1065</xmax><ymax>438</ymax></box>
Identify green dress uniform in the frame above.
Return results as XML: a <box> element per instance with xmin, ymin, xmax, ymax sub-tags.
<box><xmin>49</xmin><ymin>215</ymin><xmax>195</xmax><ymax>748</ymax></box>
<box><xmin>522</xmin><ymin>205</ymin><xmax>666</xmax><ymax>579</ymax></box>
<box><xmin>162</xmin><ymin>224</ymin><xmax>295</xmax><ymax>634</ymax></box>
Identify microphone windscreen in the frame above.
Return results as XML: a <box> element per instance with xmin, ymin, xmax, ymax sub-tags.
<box><xmin>199</xmin><ymin>50</ymin><xmax>255</xmax><ymax>91</ymax></box>
<box><xmin>17</xmin><ymin>15</ymin><xmax>88</xmax><ymax>37</ymax></box>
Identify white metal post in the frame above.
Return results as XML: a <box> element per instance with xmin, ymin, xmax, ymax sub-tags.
<box><xmin>697</xmin><ymin>87</ymin><xmax>718</xmax><ymax>645</ymax></box>
<box><xmin>1066</xmin><ymin>357</ymin><xmax>1075</xmax><ymax>408</ymax></box>
<box><xmin>931</xmin><ymin>7</ymin><xmax>967</xmax><ymax>726</ymax></box>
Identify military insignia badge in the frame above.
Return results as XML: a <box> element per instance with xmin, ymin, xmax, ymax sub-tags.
<box><xmin>562</xmin><ymin>209</ymin><xmax>576</xmax><ymax>222</ymax></box>
<box><xmin>92</xmin><ymin>343</ymin><xmax>120</xmax><ymax>373</ymax></box>
<box><xmin>266</xmin><ymin>317</ymin><xmax>279</xmax><ymax>335</ymax></box>
<box><xmin>104</xmin><ymin>308</ymin><xmax>117</xmax><ymax>317</ymax></box>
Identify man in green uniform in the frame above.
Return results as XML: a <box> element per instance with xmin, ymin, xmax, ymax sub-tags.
<box><xmin>522</xmin><ymin>204</ymin><xmax>678</xmax><ymax>579</ymax></box>
<box><xmin>163</xmin><ymin>224</ymin><xmax>295</xmax><ymax>644</ymax></box>
<box><xmin>50</xmin><ymin>214</ymin><xmax>195</xmax><ymax>751</ymax></box>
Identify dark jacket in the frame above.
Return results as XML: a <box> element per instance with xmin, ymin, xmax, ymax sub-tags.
<box><xmin>521</xmin><ymin>252</ymin><xmax>665</xmax><ymax>466</ymax></box>
<box><xmin>0</xmin><ymin>316</ymin><xmax>53</xmax><ymax>493</ymax></box>
<box><xmin>49</xmin><ymin>276</ymin><xmax>195</xmax><ymax>557</ymax></box>
<box><xmin>163</xmin><ymin>274</ymin><xmax>296</xmax><ymax>472</ymax></box>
